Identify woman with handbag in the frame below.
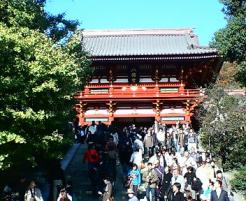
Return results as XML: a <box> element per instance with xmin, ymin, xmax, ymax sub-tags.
<box><xmin>98</xmin><ymin>178</ymin><xmax>113</xmax><ymax>201</ymax></box>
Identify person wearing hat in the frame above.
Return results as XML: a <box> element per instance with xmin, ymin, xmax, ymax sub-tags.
<box><xmin>200</xmin><ymin>194</ymin><xmax>208</xmax><ymax>201</ymax></box>
<box><xmin>127</xmin><ymin>189</ymin><xmax>139</xmax><ymax>201</ymax></box>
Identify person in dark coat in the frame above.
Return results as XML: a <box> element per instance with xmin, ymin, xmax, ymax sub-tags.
<box><xmin>171</xmin><ymin>182</ymin><xmax>185</xmax><ymax>201</ymax></box>
<box><xmin>118</xmin><ymin>132</ymin><xmax>133</xmax><ymax>176</ymax></box>
<box><xmin>184</xmin><ymin>166</ymin><xmax>196</xmax><ymax>189</ymax></box>
<box><xmin>15</xmin><ymin>176</ymin><xmax>29</xmax><ymax>201</ymax></box>
<box><xmin>159</xmin><ymin>167</ymin><xmax>172</xmax><ymax>201</ymax></box>
<box><xmin>143</xmin><ymin>129</ymin><xmax>155</xmax><ymax>158</ymax></box>
<box><xmin>191</xmin><ymin>176</ymin><xmax>203</xmax><ymax>200</ymax></box>
<box><xmin>210</xmin><ymin>180</ymin><xmax>230</xmax><ymax>201</ymax></box>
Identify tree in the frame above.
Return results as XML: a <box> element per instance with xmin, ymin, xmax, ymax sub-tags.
<box><xmin>216</xmin><ymin>62</ymin><xmax>239</xmax><ymax>88</ymax></box>
<box><xmin>197</xmin><ymin>85</ymin><xmax>246</xmax><ymax>170</ymax></box>
<box><xmin>211</xmin><ymin>0</ymin><xmax>246</xmax><ymax>86</ymax></box>
<box><xmin>0</xmin><ymin>0</ymin><xmax>79</xmax><ymax>43</ymax></box>
<box><xmin>0</xmin><ymin>0</ymin><xmax>90</xmax><ymax>172</ymax></box>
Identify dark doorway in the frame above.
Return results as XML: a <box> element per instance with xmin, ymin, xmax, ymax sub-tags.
<box><xmin>113</xmin><ymin>117</ymin><xmax>155</xmax><ymax>128</ymax></box>
<box><xmin>190</xmin><ymin>115</ymin><xmax>200</xmax><ymax>132</ymax></box>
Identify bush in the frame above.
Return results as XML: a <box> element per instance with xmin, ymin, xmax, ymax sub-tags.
<box><xmin>231</xmin><ymin>167</ymin><xmax>246</xmax><ymax>199</ymax></box>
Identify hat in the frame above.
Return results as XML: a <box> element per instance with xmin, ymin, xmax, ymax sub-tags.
<box><xmin>154</xmin><ymin>160</ymin><xmax>160</xmax><ymax>165</ymax></box>
<box><xmin>136</xmin><ymin>134</ymin><xmax>142</xmax><ymax>139</ymax></box>
<box><xmin>127</xmin><ymin>189</ymin><xmax>135</xmax><ymax>194</ymax></box>
<box><xmin>200</xmin><ymin>194</ymin><xmax>207</xmax><ymax>201</ymax></box>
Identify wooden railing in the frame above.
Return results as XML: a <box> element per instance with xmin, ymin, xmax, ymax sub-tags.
<box><xmin>86</xmin><ymin>82</ymin><xmax>181</xmax><ymax>88</ymax></box>
<box><xmin>75</xmin><ymin>83</ymin><xmax>204</xmax><ymax>101</ymax></box>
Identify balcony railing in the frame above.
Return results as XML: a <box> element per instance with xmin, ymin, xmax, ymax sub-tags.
<box><xmin>75</xmin><ymin>83</ymin><xmax>204</xmax><ymax>101</ymax></box>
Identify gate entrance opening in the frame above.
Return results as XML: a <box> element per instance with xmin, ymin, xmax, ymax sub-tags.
<box><xmin>113</xmin><ymin>117</ymin><xmax>155</xmax><ymax>128</ymax></box>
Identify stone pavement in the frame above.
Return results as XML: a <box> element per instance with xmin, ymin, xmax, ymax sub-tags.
<box><xmin>64</xmin><ymin>144</ymin><xmax>128</xmax><ymax>201</ymax></box>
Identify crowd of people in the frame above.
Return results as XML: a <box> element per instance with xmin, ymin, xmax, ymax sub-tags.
<box><xmin>78</xmin><ymin>120</ymin><xmax>234</xmax><ymax>201</ymax></box>
<box><xmin>1</xmin><ymin>179</ymin><xmax>72</xmax><ymax>201</ymax></box>
<box><xmin>1</xmin><ymin>120</ymin><xmax>233</xmax><ymax>201</ymax></box>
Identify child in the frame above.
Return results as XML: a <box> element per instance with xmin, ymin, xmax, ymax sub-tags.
<box><xmin>128</xmin><ymin>163</ymin><xmax>141</xmax><ymax>193</ymax></box>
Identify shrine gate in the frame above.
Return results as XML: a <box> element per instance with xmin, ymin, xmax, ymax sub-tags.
<box><xmin>75</xmin><ymin>29</ymin><xmax>221</xmax><ymax>125</ymax></box>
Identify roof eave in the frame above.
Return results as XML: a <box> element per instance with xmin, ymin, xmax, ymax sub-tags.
<box><xmin>89</xmin><ymin>53</ymin><xmax>221</xmax><ymax>62</ymax></box>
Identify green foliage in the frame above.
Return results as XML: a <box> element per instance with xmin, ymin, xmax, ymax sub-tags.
<box><xmin>0</xmin><ymin>131</ymin><xmax>26</xmax><ymax>145</ymax></box>
<box><xmin>231</xmin><ymin>166</ymin><xmax>246</xmax><ymax>198</ymax></box>
<box><xmin>0</xmin><ymin>131</ymin><xmax>26</xmax><ymax>170</ymax></box>
<box><xmin>220</xmin><ymin>0</ymin><xmax>246</xmax><ymax>16</ymax></box>
<box><xmin>212</xmin><ymin>0</ymin><xmax>246</xmax><ymax>86</ymax></box>
<box><xmin>0</xmin><ymin>0</ymin><xmax>90</xmax><ymax>171</ymax></box>
<box><xmin>236</xmin><ymin>61</ymin><xmax>246</xmax><ymax>86</ymax></box>
<box><xmin>212</xmin><ymin>17</ymin><xmax>246</xmax><ymax>63</ymax></box>
<box><xmin>0</xmin><ymin>0</ymin><xmax>79</xmax><ymax>43</ymax></box>
<box><xmin>198</xmin><ymin>85</ymin><xmax>246</xmax><ymax>170</ymax></box>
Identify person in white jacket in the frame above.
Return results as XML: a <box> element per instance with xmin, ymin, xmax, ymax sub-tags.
<box><xmin>133</xmin><ymin>135</ymin><xmax>144</xmax><ymax>155</ymax></box>
<box><xmin>171</xmin><ymin>169</ymin><xmax>185</xmax><ymax>192</ymax></box>
<box><xmin>130</xmin><ymin>148</ymin><xmax>143</xmax><ymax>169</ymax></box>
<box><xmin>156</xmin><ymin>128</ymin><xmax>165</xmax><ymax>146</ymax></box>
<box><xmin>24</xmin><ymin>181</ymin><xmax>43</xmax><ymax>201</ymax></box>
<box><xmin>111</xmin><ymin>131</ymin><xmax>119</xmax><ymax>146</ymax></box>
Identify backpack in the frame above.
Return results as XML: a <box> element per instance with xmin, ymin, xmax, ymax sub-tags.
<box><xmin>80</xmin><ymin>129</ymin><xmax>85</xmax><ymax>136</ymax></box>
<box><xmin>89</xmin><ymin>150</ymin><xmax>99</xmax><ymax>163</ymax></box>
<box><xmin>29</xmin><ymin>189</ymin><xmax>36</xmax><ymax>201</ymax></box>
<box><xmin>191</xmin><ymin>178</ymin><xmax>202</xmax><ymax>192</ymax></box>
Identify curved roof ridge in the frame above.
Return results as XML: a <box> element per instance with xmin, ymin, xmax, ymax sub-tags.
<box><xmin>81</xmin><ymin>28</ymin><xmax>219</xmax><ymax>57</ymax></box>
<box><xmin>85</xmin><ymin>33</ymin><xmax>190</xmax><ymax>38</ymax></box>
<box><xmin>83</xmin><ymin>28</ymin><xmax>194</xmax><ymax>36</ymax></box>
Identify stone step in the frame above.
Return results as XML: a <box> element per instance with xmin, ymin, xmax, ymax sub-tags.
<box><xmin>64</xmin><ymin>144</ymin><xmax>129</xmax><ymax>201</ymax></box>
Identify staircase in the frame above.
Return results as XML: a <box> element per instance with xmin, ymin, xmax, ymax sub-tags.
<box><xmin>64</xmin><ymin>144</ymin><xmax>128</xmax><ymax>201</ymax></box>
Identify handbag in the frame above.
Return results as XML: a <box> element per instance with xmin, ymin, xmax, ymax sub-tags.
<box><xmin>108</xmin><ymin>197</ymin><xmax>115</xmax><ymax>201</ymax></box>
<box><xmin>124</xmin><ymin>177</ymin><xmax>133</xmax><ymax>188</ymax></box>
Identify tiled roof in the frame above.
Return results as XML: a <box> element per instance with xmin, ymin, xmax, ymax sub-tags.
<box><xmin>82</xmin><ymin>29</ymin><xmax>218</xmax><ymax>57</ymax></box>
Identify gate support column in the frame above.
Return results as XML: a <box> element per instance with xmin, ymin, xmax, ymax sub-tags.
<box><xmin>107</xmin><ymin>101</ymin><xmax>116</xmax><ymax>124</ymax></box>
<box><xmin>153</xmin><ymin>100</ymin><xmax>162</xmax><ymax>122</ymax></box>
<box><xmin>79</xmin><ymin>102</ymin><xmax>87</xmax><ymax>125</ymax></box>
